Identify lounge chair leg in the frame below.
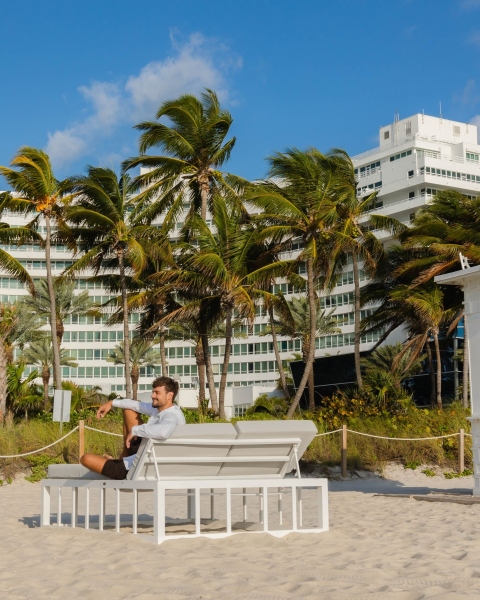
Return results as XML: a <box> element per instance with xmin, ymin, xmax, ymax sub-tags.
<box><xmin>259</xmin><ymin>487</ymin><xmax>263</xmax><ymax>523</ymax></box>
<box><xmin>99</xmin><ymin>488</ymin><xmax>104</xmax><ymax>531</ymax></box>
<box><xmin>278</xmin><ymin>488</ymin><xmax>283</xmax><ymax>526</ymax></box>
<box><xmin>115</xmin><ymin>489</ymin><xmax>120</xmax><ymax>533</ymax></box>
<box><xmin>71</xmin><ymin>487</ymin><xmax>77</xmax><ymax>528</ymax></box>
<box><xmin>85</xmin><ymin>488</ymin><xmax>90</xmax><ymax>530</ymax></box>
<box><xmin>132</xmin><ymin>489</ymin><xmax>138</xmax><ymax>535</ymax></box>
<box><xmin>153</xmin><ymin>484</ymin><xmax>165</xmax><ymax>544</ymax></box>
<box><xmin>226</xmin><ymin>487</ymin><xmax>232</xmax><ymax>535</ymax></box>
<box><xmin>210</xmin><ymin>488</ymin><xmax>215</xmax><ymax>521</ymax></box>
<box><xmin>195</xmin><ymin>488</ymin><xmax>201</xmax><ymax>535</ymax></box>
<box><xmin>187</xmin><ymin>488</ymin><xmax>195</xmax><ymax>521</ymax></box>
<box><xmin>298</xmin><ymin>487</ymin><xmax>303</xmax><ymax>528</ymax></box>
<box><xmin>262</xmin><ymin>487</ymin><xmax>269</xmax><ymax>532</ymax></box>
<box><xmin>242</xmin><ymin>488</ymin><xmax>247</xmax><ymax>522</ymax></box>
<box><xmin>57</xmin><ymin>487</ymin><xmax>62</xmax><ymax>526</ymax></box>
<box><xmin>292</xmin><ymin>486</ymin><xmax>297</xmax><ymax>531</ymax></box>
<box><xmin>318</xmin><ymin>483</ymin><xmax>329</xmax><ymax>531</ymax></box>
<box><xmin>41</xmin><ymin>484</ymin><xmax>51</xmax><ymax>526</ymax></box>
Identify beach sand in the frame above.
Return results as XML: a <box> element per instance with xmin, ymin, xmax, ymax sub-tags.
<box><xmin>0</xmin><ymin>467</ymin><xmax>479</xmax><ymax>599</ymax></box>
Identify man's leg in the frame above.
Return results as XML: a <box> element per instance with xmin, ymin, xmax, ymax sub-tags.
<box><xmin>80</xmin><ymin>453</ymin><xmax>108</xmax><ymax>474</ymax></box>
<box><xmin>122</xmin><ymin>409</ymin><xmax>143</xmax><ymax>457</ymax></box>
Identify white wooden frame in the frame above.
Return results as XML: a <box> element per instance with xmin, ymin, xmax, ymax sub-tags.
<box><xmin>41</xmin><ymin>435</ymin><xmax>329</xmax><ymax>544</ymax></box>
<box><xmin>41</xmin><ymin>478</ymin><xmax>329</xmax><ymax>543</ymax></box>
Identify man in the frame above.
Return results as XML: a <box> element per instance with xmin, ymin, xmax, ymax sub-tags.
<box><xmin>81</xmin><ymin>376</ymin><xmax>186</xmax><ymax>480</ymax></box>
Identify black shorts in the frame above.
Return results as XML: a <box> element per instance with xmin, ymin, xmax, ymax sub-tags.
<box><xmin>101</xmin><ymin>458</ymin><xmax>128</xmax><ymax>480</ymax></box>
<box><xmin>100</xmin><ymin>436</ymin><xmax>143</xmax><ymax>480</ymax></box>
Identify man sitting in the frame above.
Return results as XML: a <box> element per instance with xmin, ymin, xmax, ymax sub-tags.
<box><xmin>81</xmin><ymin>376</ymin><xmax>186</xmax><ymax>480</ymax></box>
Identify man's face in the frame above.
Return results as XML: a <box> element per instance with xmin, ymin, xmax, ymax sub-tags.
<box><xmin>151</xmin><ymin>386</ymin><xmax>174</xmax><ymax>410</ymax></box>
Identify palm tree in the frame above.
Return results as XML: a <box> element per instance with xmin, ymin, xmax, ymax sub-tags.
<box><xmin>248</xmin><ymin>148</ymin><xmax>345</xmax><ymax>418</ymax></box>
<box><xmin>21</xmin><ymin>339</ymin><xmax>78</xmax><ymax>409</ymax></box>
<box><xmin>361</xmin><ymin>343</ymin><xmax>425</xmax><ymax>392</ymax></box>
<box><xmin>123</xmin><ymin>89</ymin><xmax>237</xmax><ymax>223</ymax></box>
<box><xmin>108</xmin><ymin>339</ymin><xmax>161</xmax><ymax>400</ymax></box>
<box><xmin>63</xmin><ymin>166</ymin><xmax>168</xmax><ymax>398</ymax></box>
<box><xmin>0</xmin><ymin>304</ymin><xmax>19</xmax><ymax>423</ymax></box>
<box><xmin>149</xmin><ymin>196</ymin><xmax>283</xmax><ymax>418</ymax></box>
<box><xmin>329</xmin><ymin>148</ymin><xmax>406</xmax><ymax>387</ymax></box>
<box><xmin>272</xmin><ymin>295</ymin><xmax>339</xmax><ymax>411</ymax></box>
<box><xmin>0</xmin><ymin>147</ymin><xmax>70</xmax><ymax>390</ymax></box>
<box><xmin>6</xmin><ymin>362</ymin><xmax>41</xmax><ymax>420</ymax></box>
<box><xmin>21</xmin><ymin>278</ymin><xmax>100</xmax><ymax>347</ymax></box>
<box><xmin>61</xmin><ymin>380</ymin><xmax>107</xmax><ymax>411</ymax></box>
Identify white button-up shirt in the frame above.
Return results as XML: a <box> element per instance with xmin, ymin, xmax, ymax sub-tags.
<box><xmin>112</xmin><ymin>399</ymin><xmax>186</xmax><ymax>470</ymax></box>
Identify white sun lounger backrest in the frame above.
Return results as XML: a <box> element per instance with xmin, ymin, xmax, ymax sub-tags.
<box><xmin>217</xmin><ymin>420</ymin><xmax>317</xmax><ymax>477</ymax></box>
<box><xmin>127</xmin><ymin>423</ymin><xmax>237</xmax><ymax>481</ymax></box>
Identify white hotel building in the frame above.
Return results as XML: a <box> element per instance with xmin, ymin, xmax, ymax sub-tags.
<box><xmin>1</xmin><ymin>113</ymin><xmax>479</xmax><ymax>413</ymax></box>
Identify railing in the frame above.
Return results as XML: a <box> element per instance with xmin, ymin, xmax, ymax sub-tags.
<box><xmin>0</xmin><ymin>421</ymin><xmax>471</xmax><ymax>482</ymax></box>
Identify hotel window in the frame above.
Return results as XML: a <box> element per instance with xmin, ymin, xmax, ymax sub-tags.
<box><xmin>408</xmin><ymin>170</ymin><xmax>414</xmax><ymax>178</ymax></box>
<box><xmin>466</xmin><ymin>152</ymin><xmax>479</xmax><ymax>163</ymax></box>
<box><xmin>384</xmin><ymin>131</ymin><xmax>390</xmax><ymax>140</ymax></box>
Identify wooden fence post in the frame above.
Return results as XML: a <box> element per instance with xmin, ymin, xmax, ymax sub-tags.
<box><xmin>79</xmin><ymin>420</ymin><xmax>85</xmax><ymax>463</ymax></box>
<box><xmin>458</xmin><ymin>428</ymin><xmax>465</xmax><ymax>474</ymax></box>
<box><xmin>341</xmin><ymin>424</ymin><xmax>347</xmax><ymax>478</ymax></box>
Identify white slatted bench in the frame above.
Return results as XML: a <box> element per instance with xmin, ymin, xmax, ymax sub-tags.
<box><xmin>41</xmin><ymin>420</ymin><xmax>328</xmax><ymax>544</ymax></box>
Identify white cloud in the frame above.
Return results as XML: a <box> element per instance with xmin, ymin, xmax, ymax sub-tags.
<box><xmin>468</xmin><ymin>31</ymin><xmax>480</xmax><ymax>46</ymax></box>
<box><xmin>45</xmin><ymin>33</ymin><xmax>241</xmax><ymax>169</ymax></box>
<box><xmin>462</xmin><ymin>0</ymin><xmax>480</xmax><ymax>9</ymax></box>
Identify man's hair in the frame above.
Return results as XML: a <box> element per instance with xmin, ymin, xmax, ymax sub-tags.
<box><xmin>152</xmin><ymin>376</ymin><xmax>179</xmax><ymax>400</ymax></box>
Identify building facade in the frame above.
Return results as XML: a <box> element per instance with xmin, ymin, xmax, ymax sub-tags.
<box><xmin>1</xmin><ymin>113</ymin><xmax>479</xmax><ymax>400</ymax></box>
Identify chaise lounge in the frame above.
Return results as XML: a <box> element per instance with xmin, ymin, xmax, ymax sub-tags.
<box><xmin>41</xmin><ymin>420</ymin><xmax>328</xmax><ymax>544</ymax></box>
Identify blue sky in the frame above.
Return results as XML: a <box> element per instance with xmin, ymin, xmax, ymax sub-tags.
<box><xmin>2</xmin><ymin>0</ymin><xmax>480</xmax><ymax>181</ymax></box>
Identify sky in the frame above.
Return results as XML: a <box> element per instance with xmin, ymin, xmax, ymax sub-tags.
<box><xmin>1</xmin><ymin>0</ymin><xmax>480</xmax><ymax>182</ymax></box>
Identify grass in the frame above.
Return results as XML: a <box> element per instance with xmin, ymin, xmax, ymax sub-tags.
<box><xmin>0</xmin><ymin>403</ymin><xmax>472</xmax><ymax>482</ymax></box>
<box><xmin>302</xmin><ymin>403</ymin><xmax>472</xmax><ymax>473</ymax></box>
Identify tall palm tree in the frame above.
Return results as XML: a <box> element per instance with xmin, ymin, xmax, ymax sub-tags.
<box><xmin>123</xmin><ymin>89</ymin><xmax>237</xmax><ymax>223</ymax></box>
<box><xmin>108</xmin><ymin>339</ymin><xmax>161</xmax><ymax>401</ymax></box>
<box><xmin>329</xmin><ymin>148</ymin><xmax>406</xmax><ymax>387</ymax></box>
<box><xmin>0</xmin><ymin>147</ymin><xmax>70</xmax><ymax>390</ymax></box>
<box><xmin>149</xmin><ymin>195</ymin><xmax>284</xmax><ymax>418</ymax></box>
<box><xmin>398</xmin><ymin>190</ymin><xmax>480</xmax><ymax>408</ymax></box>
<box><xmin>272</xmin><ymin>295</ymin><xmax>339</xmax><ymax>411</ymax></box>
<box><xmin>21</xmin><ymin>338</ymin><xmax>78</xmax><ymax>409</ymax></box>
<box><xmin>63</xmin><ymin>166</ymin><xmax>168</xmax><ymax>398</ymax></box>
<box><xmin>21</xmin><ymin>278</ymin><xmax>100</xmax><ymax>347</ymax></box>
<box><xmin>248</xmin><ymin>148</ymin><xmax>345</xmax><ymax>418</ymax></box>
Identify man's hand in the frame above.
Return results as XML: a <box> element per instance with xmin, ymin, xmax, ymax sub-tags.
<box><xmin>96</xmin><ymin>400</ymin><xmax>113</xmax><ymax>419</ymax></box>
<box><xmin>126</xmin><ymin>431</ymin><xmax>137</xmax><ymax>449</ymax></box>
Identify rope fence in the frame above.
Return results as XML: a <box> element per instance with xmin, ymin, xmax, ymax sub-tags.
<box><xmin>0</xmin><ymin>421</ymin><xmax>474</xmax><ymax>477</ymax></box>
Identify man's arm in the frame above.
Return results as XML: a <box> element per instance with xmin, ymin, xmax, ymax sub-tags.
<box><xmin>130</xmin><ymin>412</ymin><xmax>180</xmax><ymax>440</ymax></box>
<box><xmin>96</xmin><ymin>399</ymin><xmax>157</xmax><ymax>419</ymax></box>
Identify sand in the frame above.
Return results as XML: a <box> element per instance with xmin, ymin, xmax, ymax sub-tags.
<box><xmin>0</xmin><ymin>467</ymin><xmax>479</xmax><ymax>599</ymax></box>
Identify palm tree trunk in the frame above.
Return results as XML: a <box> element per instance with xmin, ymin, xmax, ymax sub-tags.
<box><xmin>132</xmin><ymin>375</ymin><xmax>138</xmax><ymax>401</ymax></box>
<box><xmin>45</xmin><ymin>213</ymin><xmax>62</xmax><ymax>390</ymax></box>
<box><xmin>42</xmin><ymin>371</ymin><xmax>50</xmax><ymax>410</ymax></box>
<box><xmin>56</xmin><ymin>317</ymin><xmax>64</xmax><ymax>347</ymax></box>
<box><xmin>287</xmin><ymin>258</ymin><xmax>317</xmax><ymax>418</ymax></box>
<box><xmin>352</xmin><ymin>251</ymin><xmax>363</xmax><ymax>387</ymax></box>
<box><xmin>200</xmin><ymin>320</ymin><xmax>218</xmax><ymax>413</ymax></box>
<box><xmin>199</xmin><ymin>172</ymin><xmax>209</xmax><ymax>221</ymax></box>
<box><xmin>426</xmin><ymin>341</ymin><xmax>435</xmax><ymax>407</ymax></box>
<box><xmin>463</xmin><ymin>318</ymin><xmax>469</xmax><ymax>409</ymax></box>
<box><xmin>195</xmin><ymin>339</ymin><xmax>206</xmax><ymax>406</ymax></box>
<box><xmin>159</xmin><ymin>328</ymin><xmax>167</xmax><ymax>376</ymax></box>
<box><xmin>433</xmin><ymin>331</ymin><xmax>442</xmax><ymax>409</ymax></box>
<box><xmin>218</xmin><ymin>305</ymin><xmax>233</xmax><ymax>420</ymax></box>
<box><xmin>117</xmin><ymin>249</ymin><xmax>132</xmax><ymax>398</ymax></box>
<box><xmin>308</xmin><ymin>367</ymin><xmax>315</xmax><ymax>411</ymax></box>
<box><xmin>0</xmin><ymin>339</ymin><xmax>7</xmax><ymax>424</ymax></box>
<box><xmin>268</xmin><ymin>305</ymin><xmax>289</xmax><ymax>400</ymax></box>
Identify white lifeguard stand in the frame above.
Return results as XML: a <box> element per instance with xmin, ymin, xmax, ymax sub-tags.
<box><xmin>435</xmin><ymin>264</ymin><xmax>480</xmax><ymax>496</ymax></box>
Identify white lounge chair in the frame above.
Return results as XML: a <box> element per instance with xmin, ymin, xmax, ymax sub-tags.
<box><xmin>41</xmin><ymin>420</ymin><xmax>328</xmax><ymax>544</ymax></box>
